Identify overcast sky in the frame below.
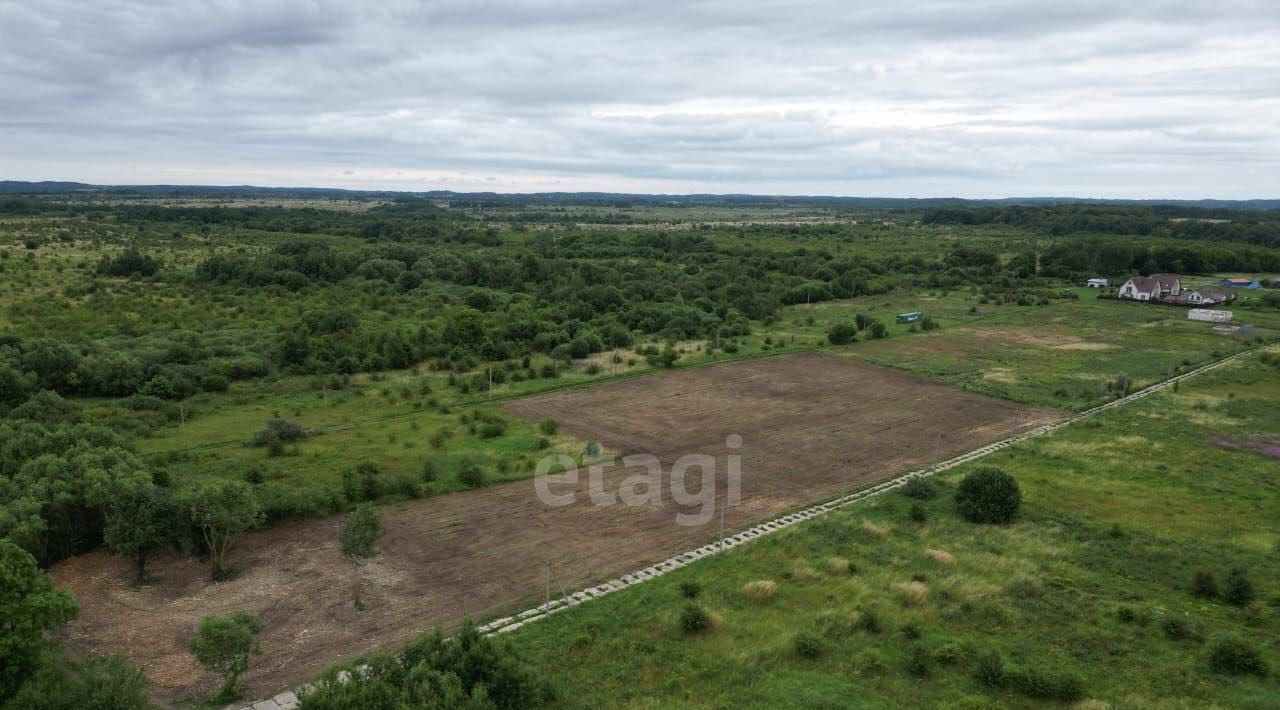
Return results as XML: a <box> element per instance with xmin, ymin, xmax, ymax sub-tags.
<box><xmin>1</xmin><ymin>1</ymin><xmax>1278</xmax><ymax>198</ymax></box>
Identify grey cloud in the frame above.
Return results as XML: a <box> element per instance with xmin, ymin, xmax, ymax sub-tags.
<box><xmin>0</xmin><ymin>1</ymin><xmax>1277</xmax><ymax>197</ymax></box>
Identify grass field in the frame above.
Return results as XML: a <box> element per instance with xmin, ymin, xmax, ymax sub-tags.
<box><xmin>505</xmin><ymin>354</ymin><xmax>1280</xmax><ymax>709</ymax></box>
<box><xmin>120</xmin><ymin>282</ymin><xmax>1278</xmax><ymax>522</ymax></box>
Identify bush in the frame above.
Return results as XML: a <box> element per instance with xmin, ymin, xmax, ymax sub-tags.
<box><xmin>793</xmin><ymin>631</ymin><xmax>824</xmax><ymax>659</ymax></box>
<box><xmin>1191</xmin><ymin>570</ymin><xmax>1218</xmax><ymax>599</ymax></box>
<box><xmin>678</xmin><ymin>580</ymin><xmax>701</xmax><ymax>599</ymax></box>
<box><xmin>974</xmin><ymin>651</ymin><xmax>1006</xmax><ymax>687</ymax></box>
<box><xmin>419</xmin><ymin>459</ymin><xmax>437</xmax><ymax>483</ymax></box>
<box><xmin>1223</xmin><ymin>568</ymin><xmax>1256</xmax><ymax>607</ymax></box>
<box><xmin>909</xmin><ymin>502</ymin><xmax>928</xmax><ymax>523</ymax></box>
<box><xmin>477</xmin><ymin>422</ymin><xmax>506</xmax><ymax>439</ymax></box>
<box><xmin>1207</xmin><ymin>635</ymin><xmax>1267</xmax><ymax>676</ymax></box>
<box><xmin>457</xmin><ymin>461</ymin><xmax>486</xmax><ymax>489</ymax></box>
<box><xmin>855</xmin><ymin>606</ymin><xmax>882</xmax><ymax>633</ymax></box>
<box><xmin>904</xmin><ymin>644</ymin><xmax>932</xmax><ymax>677</ymax></box>
<box><xmin>188</xmin><ymin>611</ymin><xmax>262</xmax><ymax>703</ymax></box>
<box><xmin>679</xmin><ymin>604</ymin><xmax>711</xmax><ymax>634</ymax></box>
<box><xmin>1007</xmin><ymin>666</ymin><xmax>1085</xmax><ymax>703</ymax></box>
<box><xmin>826</xmin><ymin>323</ymin><xmax>857</xmax><ymax>345</ymax></box>
<box><xmin>538</xmin><ymin>418</ymin><xmax>559</xmax><ymax>436</ymax></box>
<box><xmin>955</xmin><ymin>467</ymin><xmax>1021</xmax><ymax>524</ymax></box>
<box><xmin>1162</xmin><ymin>616</ymin><xmax>1197</xmax><ymax>641</ymax></box>
<box><xmin>901</xmin><ymin>477</ymin><xmax>937</xmax><ymax>500</ymax></box>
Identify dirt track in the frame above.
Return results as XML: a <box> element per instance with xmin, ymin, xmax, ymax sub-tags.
<box><xmin>52</xmin><ymin>353</ymin><xmax>1059</xmax><ymax>705</ymax></box>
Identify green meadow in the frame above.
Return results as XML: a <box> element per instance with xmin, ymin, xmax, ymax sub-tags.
<box><xmin>507</xmin><ymin>354</ymin><xmax>1280</xmax><ymax>709</ymax></box>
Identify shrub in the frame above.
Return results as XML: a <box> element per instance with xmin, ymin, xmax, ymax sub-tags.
<box><xmin>188</xmin><ymin>611</ymin><xmax>262</xmax><ymax>703</ymax></box>
<box><xmin>856</xmin><ymin>606</ymin><xmax>882</xmax><ymax>633</ymax></box>
<box><xmin>679</xmin><ymin>604</ymin><xmax>711</xmax><ymax>634</ymax></box>
<box><xmin>743</xmin><ymin>580</ymin><xmax>777</xmax><ymax>604</ymax></box>
<box><xmin>1207</xmin><ymin>635</ymin><xmax>1267</xmax><ymax>676</ymax></box>
<box><xmin>477</xmin><ymin>422</ymin><xmax>506</xmax><ymax>439</ymax></box>
<box><xmin>793</xmin><ymin>631</ymin><xmax>824</xmax><ymax>659</ymax></box>
<box><xmin>974</xmin><ymin>650</ymin><xmax>1006</xmax><ymax>686</ymax></box>
<box><xmin>1007</xmin><ymin>666</ymin><xmax>1085</xmax><ymax>703</ymax></box>
<box><xmin>909</xmin><ymin>502</ymin><xmax>928</xmax><ymax>523</ymax></box>
<box><xmin>420</xmin><ymin>459</ymin><xmax>437</xmax><ymax>483</ymax></box>
<box><xmin>904</xmin><ymin>644</ymin><xmax>932</xmax><ymax>677</ymax></box>
<box><xmin>678</xmin><ymin>580</ymin><xmax>701</xmax><ymax>599</ymax></box>
<box><xmin>827</xmin><ymin>323</ymin><xmax>857</xmax><ymax>345</ymax></box>
<box><xmin>955</xmin><ymin>467</ymin><xmax>1021</xmax><ymax>524</ymax></box>
<box><xmin>457</xmin><ymin>461</ymin><xmax>486</xmax><ymax>488</ymax></box>
<box><xmin>901</xmin><ymin>477</ymin><xmax>937</xmax><ymax>500</ymax></box>
<box><xmin>868</xmin><ymin>321</ymin><xmax>888</xmax><ymax>339</ymax></box>
<box><xmin>1162</xmin><ymin>616</ymin><xmax>1197</xmax><ymax>641</ymax></box>
<box><xmin>538</xmin><ymin>418</ymin><xmax>559</xmax><ymax>436</ymax></box>
<box><xmin>1223</xmin><ymin>568</ymin><xmax>1256</xmax><ymax>607</ymax></box>
<box><xmin>1191</xmin><ymin>570</ymin><xmax>1218</xmax><ymax>599</ymax></box>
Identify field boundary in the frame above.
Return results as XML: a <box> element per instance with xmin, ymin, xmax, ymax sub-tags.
<box><xmin>235</xmin><ymin>344</ymin><xmax>1271</xmax><ymax>710</ymax></box>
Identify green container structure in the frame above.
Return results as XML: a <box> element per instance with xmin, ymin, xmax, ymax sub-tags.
<box><xmin>896</xmin><ymin>311</ymin><xmax>923</xmax><ymax>324</ymax></box>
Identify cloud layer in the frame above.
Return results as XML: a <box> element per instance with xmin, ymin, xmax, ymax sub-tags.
<box><xmin>2</xmin><ymin>1</ymin><xmax>1278</xmax><ymax>197</ymax></box>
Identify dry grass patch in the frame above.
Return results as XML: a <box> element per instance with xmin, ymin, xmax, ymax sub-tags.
<box><xmin>893</xmin><ymin>580</ymin><xmax>929</xmax><ymax>607</ymax></box>
<box><xmin>925</xmin><ymin>548</ymin><xmax>954</xmax><ymax>565</ymax></box>
<box><xmin>743</xmin><ymin>580</ymin><xmax>777</xmax><ymax>604</ymax></box>
<box><xmin>790</xmin><ymin>563</ymin><xmax>819</xmax><ymax>582</ymax></box>
<box><xmin>861</xmin><ymin>520</ymin><xmax>891</xmax><ymax>538</ymax></box>
<box><xmin>825</xmin><ymin>556</ymin><xmax>852</xmax><ymax>575</ymax></box>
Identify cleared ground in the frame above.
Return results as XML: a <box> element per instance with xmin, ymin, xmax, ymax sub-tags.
<box><xmin>52</xmin><ymin>353</ymin><xmax>1058</xmax><ymax>704</ymax></box>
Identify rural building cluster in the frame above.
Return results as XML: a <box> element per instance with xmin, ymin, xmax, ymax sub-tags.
<box><xmin>1111</xmin><ymin>273</ymin><xmax>1240</xmax><ymax>306</ymax></box>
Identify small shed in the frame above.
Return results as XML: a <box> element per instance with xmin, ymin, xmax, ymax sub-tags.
<box><xmin>896</xmin><ymin>311</ymin><xmax>923</xmax><ymax>324</ymax></box>
<box><xmin>1189</xmin><ymin>309</ymin><xmax>1233</xmax><ymax>323</ymax></box>
<box><xmin>1086</xmin><ymin>278</ymin><xmax>1108</xmax><ymax>288</ymax></box>
<box><xmin>1221</xmin><ymin>278</ymin><xmax>1261</xmax><ymax>289</ymax></box>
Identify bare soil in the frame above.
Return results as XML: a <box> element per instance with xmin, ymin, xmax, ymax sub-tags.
<box><xmin>52</xmin><ymin>352</ymin><xmax>1059</xmax><ymax>705</ymax></box>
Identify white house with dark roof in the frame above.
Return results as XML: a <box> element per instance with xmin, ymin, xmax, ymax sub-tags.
<box><xmin>1118</xmin><ymin>274</ymin><xmax>1181</xmax><ymax>301</ymax></box>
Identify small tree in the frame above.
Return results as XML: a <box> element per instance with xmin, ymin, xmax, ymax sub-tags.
<box><xmin>1222</xmin><ymin>568</ymin><xmax>1255</xmax><ymax>607</ymax></box>
<box><xmin>104</xmin><ymin>483</ymin><xmax>179</xmax><ymax>585</ymax></box>
<box><xmin>188</xmin><ymin>611</ymin><xmax>262</xmax><ymax>703</ymax></box>
<box><xmin>0</xmin><ymin>540</ymin><xmax>79</xmax><ymax>701</ymax></box>
<box><xmin>185</xmin><ymin>482</ymin><xmax>264</xmax><ymax>581</ymax></box>
<box><xmin>340</xmin><ymin>505</ymin><xmax>385</xmax><ymax>611</ymax></box>
<box><xmin>955</xmin><ymin>467</ymin><xmax>1022</xmax><ymax>524</ymax></box>
<box><xmin>827</xmin><ymin>323</ymin><xmax>857</xmax><ymax>346</ymax></box>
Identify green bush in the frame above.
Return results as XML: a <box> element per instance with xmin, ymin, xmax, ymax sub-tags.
<box><xmin>1207</xmin><ymin>635</ymin><xmax>1267</xmax><ymax>676</ymax></box>
<box><xmin>793</xmin><ymin>631</ymin><xmax>824</xmax><ymax>659</ymax></box>
<box><xmin>904</xmin><ymin>644</ymin><xmax>932</xmax><ymax>677</ymax></box>
<box><xmin>538</xmin><ymin>418</ymin><xmax>559</xmax><ymax>436</ymax></box>
<box><xmin>973</xmin><ymin>650</ymin><xmax>1006</xmax><ymax>686</ymax></box>
<box><xmin>909</xmin><ymin>502</ymin><xmax>928</xmax><ymax>523</ymax></box>
<box><xmin>678</xmin><ymin>581</ymin><xmax>701</xmax><ymax>599</ymax></box>
<box><xmin>901</xmin><ymin>477</ymin><xmax>937</xmax><ymax>500</ymax></box>
<box><xmin>826</xmin><ymin>323</ymin><xmax>857</xmax><ymax>345</ymax></box>
<box><xmin>1223</xmin><ymin>568</ymin><xmax>1256</xmax><ymax>607</ymax></box>
<box><xmin>457</xmin><ymin>461</ymin><xmax>486</xmax><ymax>489</ymax></box>
<box><xmin>188</xmin><ymin>611</ymin><xmax>262</xmax><ymax>703</ymax></box>
<box><xmin>679</xmin><ymin>604</ymin><xmax>711</xmax><ymax>634</ymax></box>
<box><xmin>1191</xmin><ymin>570</ymin><xmax>1218</xmax><ymax>599</ymax></box>
<box><xmin>955</xmin><ymin>467</ymin><xmax>1021</xmax><ymax>524</ymax></box>
<box><xmin>1006</xmin><ymin>666</ymin><xmax>1085</xmax><ymax>703</ymax></box>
